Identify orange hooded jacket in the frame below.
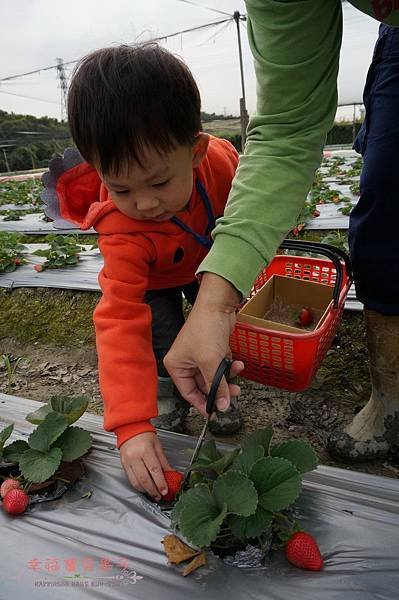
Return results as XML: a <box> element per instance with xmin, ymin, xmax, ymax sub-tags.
<box><xmin>51</xmin><ymin>136</ymin><xmax>239</xmax><ymax>447</ymax></box>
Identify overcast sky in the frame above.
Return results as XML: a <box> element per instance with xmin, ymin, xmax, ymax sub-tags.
<box><xmin>0</xmin><ymin>1</ymin><xmax>379</xmax><ymax>122</ymax></box>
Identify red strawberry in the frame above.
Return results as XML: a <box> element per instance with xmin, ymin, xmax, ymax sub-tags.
<box><xmin>14</xmin><ymin>258</ymin><xmax>22</xmax><ymax>266</ymax></box>
<box><xmin>2</xmin><ymin>488</ymin><xmax>29</xmax><ymax>515</ymax></box>
<box><xmin>0</xmin><ymin>478</ymin><xmax>20</xmax><ymax>499</ymax></box>
<box><xmin>296</xmin><ymin>307</ymin><xmax>314</xmax><ymax>327</ymax></box>
<box><xmin>33</xmin><ymin>264</ymin><xmax>43</xmax><ymax>272</ymax></box>
<box><xmin>285</xmin><ymin>531</ymin><xmax>323</xmax><ymax>571</ymax></box>
<box><xmin>312</xmin><ymin>209</ymin><xmax>320</xmax><ymax>218</ymax></box>
<box><xmin>163</xmin><ymin>470</ymin><xmax>183</xmax><ymax>503</ymax></box>
<box><xmin>292</xmin><ymin>226</ymin><xmax>299</xmax><ymax>236</ymax></box>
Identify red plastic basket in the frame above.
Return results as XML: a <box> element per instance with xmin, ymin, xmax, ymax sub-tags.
<box><xmin>230</xmin><ymin>240</ymin><xmax>352</xmax><ymax>391</ymax></box>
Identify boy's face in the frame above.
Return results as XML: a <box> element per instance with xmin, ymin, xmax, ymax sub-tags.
<box><xmin>100</xmin><ymin>134</ymin><xmax>209</xmax><ymax>222</ymax></box>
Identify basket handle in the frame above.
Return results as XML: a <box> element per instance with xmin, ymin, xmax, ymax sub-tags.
<box><xmin>278</xmin><ymin>239</ymin><xmax>352</xmax><ymax>309</ymax></box>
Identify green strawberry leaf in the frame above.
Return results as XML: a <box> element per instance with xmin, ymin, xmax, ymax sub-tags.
<box><xmin>28</xmin><ymin>412</ymin><xmax>69</xmax><ymax>453</ymax></box>
<box><xmin>190</xmin><ymin>447</ymin><xmax>240</xmax><ymax>475</ymax></box>
<box><xmin>170</xmin><ymin>491</ymin><xmax>186</xmax><ymax>529</ymax></box>
<box><xmin>54</xmin><ymin>427</ymin><xmax>92</xmax><ymax>461</ymax></box>
<box><xmin>241</xmin><ymin>425</ymin><xmax>273</xmax><ymax>456</ymax></box>
<box><xmin>50</xmin><ymin>395</ymin><xmax>89</xmax><ymax>425</ymax></box>
<box><xmin>209</xmin><ymin>448</ymin><xmax>241</xmax><ymax>474</ymax></box>
<box><xmin>19</xmin><ymin>447</ymin><xmax>63</xmax><ymax>483</ymax></box>
<box><xmin>232</xmin><ymin>443</ymin><xmax>264</xmax><ymax>475</ymax></box>
<box><xmin>228</xmin><ymin>505</ymin><xmax>273</xmax><ymax>541</ymax></box>
<box><xmin>3</xmin><ymin>439</ymin><xmax>30</xmax><ymax>464</ymax></box>
<box><xmin>250</xmin><ymin>457</ymin><xmax>301</xmax><ymax>512</ymax></box>
<box><xmin>65</xmin><ymin>256</ymin><xmax>78</xmax><ymax>265</ymax></box>
<box><xmin>213</xmin><ymin>470</ymin><xmax>258</xmax><ymax>517</ymax></box>
<box><xmin>177</xmin><ymin>484</ymin><xmax>228</xmax><ymax>547</ymax></box>
<box><xmin>187</xmin><ymin>471</ymin><xmax>206</xmax><ymax>488</ymax></box>
<box><xmin>0</xmin><ymin>423</ymin><xmax>13</xmax><ymax>446</ymax></box>
<box><xmin>193</xmin><ymin>439</ymin><xmax>222</xmax><ymax>465</ymax></box>
<box><xmin>26</xmin><ymin>404</ymin><xmax>53</xmax><ymax>425</ymax></box>
<box><xmin>271</xmin><ymin>440</ymin><xmax>318</xmax><ymax>474</ymax></box>
<box><xmin>0</xmin><ymin>424</ymin><xmax>13</xmax><ymax>459</ymax></box>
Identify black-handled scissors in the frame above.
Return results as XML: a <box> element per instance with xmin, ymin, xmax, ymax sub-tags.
<box><xmin>183</xmin><ymin>358</ymin><xmax>232</xmax><ymax>481</ymax></box>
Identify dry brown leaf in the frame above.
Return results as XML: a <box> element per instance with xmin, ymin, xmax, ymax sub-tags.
<box><xmin>162</xmin><ymin>534</ymin><xmax>200</xmax><ymax>565</ymax></box>
<box><xmin>182</xmin><ymin>552</ymin><xmax>207</xmax><ymax>577</ymax></box>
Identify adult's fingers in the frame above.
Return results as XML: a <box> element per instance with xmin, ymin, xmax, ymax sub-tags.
<box><xmin>213</xmin><ymin>359</ymin><xmax>245</xmax><ymax>412</ymax></box>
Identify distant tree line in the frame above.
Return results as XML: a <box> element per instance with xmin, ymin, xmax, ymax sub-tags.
<box><xmin>0</xmin><ymin>109</ymin><xmax>363</xmax><ymax>173</ymax></box>
<box><xmin>0</xmin><ymin>110</ymin><xmax>239</xmax><ymax>173</ymax></box>
<box><xmin>221</xmin><ymin>121</ymin><xmax>363</xmax><ymax>153</ymax></box>
<box><xmin>0</xmin><ymin>110</ymin><xmax>71</xmax><ymax>173</ymax></box>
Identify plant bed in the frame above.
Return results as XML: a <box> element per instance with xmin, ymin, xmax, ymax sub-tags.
<box><xmin>0</xmin><ymin>395</ymin><xmax>92</xmax><ymax>514</ymax></box>
<box><xmin>0</xmin><ymin>458</ymin><xmax>84</xmax><ymax>504</ymax></box>
<box><xmin>0</xmin><ymin>232</ymin><xmax>26</xmax><ymax>273</ymax></box>
<box><xmin>163</xmin><ymin>426</ymin><xmax>323</xmax><ymax>575</ymax></box>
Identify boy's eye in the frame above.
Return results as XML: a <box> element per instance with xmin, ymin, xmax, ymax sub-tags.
<box><xmin>116</xmin><ymin>190</ymin><xmax>129</xmax><ymax>195</ymax></box>
<box><xmin>152</xmin><ymin>180</ymin><xmax>170</xmax><ymax>188</ymax></box>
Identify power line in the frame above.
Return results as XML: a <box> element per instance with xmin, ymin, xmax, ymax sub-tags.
<box><xmin>200</xmin><ymin>19</ymin><xmax>232</xmax><ymax>46</ymax></box>
<box><xmin>0</xmin><ymin>89</ymin><xmax>60</xmax><ymax>105</ymax></box>
<box><xmin>0</xmin><ymin>60</ymin><xmax>78</xmax><ymax>83</ymax></box>
<box><xmin>176</xmin><ymin>0</ymin><xmax>232</xmax><ymax>17</ymax></box>
<box><xmin>127</xmin><ymin>17</ymin><xmax>231</xmax><ymax>44</ymax></box>
<box><xmin>0</xmin><ymin>18</ymin><xmax>231</xmax><ymax>84</ymax></box>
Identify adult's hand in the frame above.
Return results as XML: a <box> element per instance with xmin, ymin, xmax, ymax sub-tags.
<box><xmin>164</xmin><ymin>273</ymin><xmax>244</xmax><ymax>416</ymax></box>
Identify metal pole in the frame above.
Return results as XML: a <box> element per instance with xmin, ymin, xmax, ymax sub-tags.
<box><xmin>28</xmin><ymin>145</ymin><xmax>36</xmax><ymax>170</ymax></box>
<box><xmin>2</xmin><ymin>149</ymin><xmax>10</xmax><ymax>172</ymax></box>
<box><xmin>233</xmin><ymin>11</ymin><xmax>249</xmax><ymax>149</ymax></box>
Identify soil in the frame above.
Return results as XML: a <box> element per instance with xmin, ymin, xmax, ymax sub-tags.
<box><xmin>1</xmin><ymin>287</ymin><xmax>398</xmax><ymax>481</ymax></box>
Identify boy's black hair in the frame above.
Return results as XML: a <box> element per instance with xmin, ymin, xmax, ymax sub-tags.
<box><xmin>67</xmin><ymin>43</ymin><xmax>202</xmax><ymax>174</ymax></box>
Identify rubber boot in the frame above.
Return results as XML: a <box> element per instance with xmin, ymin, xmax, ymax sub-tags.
<box><xmin>151</xmin><ymin>377</ymin><xmax>189</xmax><ymax>434</ymax></box>
<box><xmin>328</xmin><ymin>309</ymin><xmax>399</xmax><ymax>462</ymax></box>
<box><xmin>208</xmin><ymin>396</ymin><xmax>243</xmax><ymax>435</ymax></box>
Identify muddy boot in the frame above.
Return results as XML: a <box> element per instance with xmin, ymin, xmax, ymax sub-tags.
<box><xmin>208</xmin><ymin>396</ymin><xmax>243</xmax><ymax>435</ymax></box>
<box><xmin>151</xmin><ymin>377</ymin><xmax>189</xmax><ymax>434</ymax></box>
<box><xmin>328</xmin><ymin>309</ymin><xmax>399</xmax><ymax>462</ymax></box>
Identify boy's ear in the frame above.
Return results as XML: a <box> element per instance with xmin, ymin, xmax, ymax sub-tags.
<box><xmin>192</xmin><ymin>133</ymin><xmax>210</xmax><ymax>168</ymax></box>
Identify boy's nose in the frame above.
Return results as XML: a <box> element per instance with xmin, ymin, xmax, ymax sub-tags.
<box><xmin>135</xmin><ymin>195</ymin><xmax>159</xmax><ymax>212</ymax></box>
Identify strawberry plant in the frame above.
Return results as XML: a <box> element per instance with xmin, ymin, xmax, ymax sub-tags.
<box><xmin>32</xmin><ymin>233</ymin><xmax>85</xmax><ymax>270</ymax></box>
<box><xmin>349</xmin><ymin>181</ymin><xmax>360</xmax><ymax>196</ymax></box>
<box><xmin>169</xmin><ymin>426</ymin><xmax>319</xmax><ymax>567</ymax></box>
<box><xmin>0</xmin><ymin>179</ymin><xmax>43</xmax><ymax>206</ymax></box>
<box><xmin>346</xmin><ymin>157</ymin><xmax>363</xmax><ymax>178</ymax></box>
<box><xmin>325</xmin><ymin>156</ymin><xmax>346</xmax><ymax>177</ymax></box>
<box><xmin>0</xmin><ymin>395</ymin><xmax>92</xmax><ymax>513</ymax></box>
<box><xmin>321</xmin><ymin>231</ymin><xmax>349</xmax><ymax>253</ymax></box>
<box><xmin>310</xmin><ymin>187</ymin><xmax>349</xmax><ymax>205</ymax></box>
<box><xmin>339</xmin><ymin>203</ymin><xmax>353</xmax><ymax>216</ymax></box>
<box><xmin>2</xmin><ymin>210</ymin><xmax>22</xmax><ymax>221</ymax></box>
<box><xmin>311</xmin><ymin>171</ymin><xmax>329</xmax><ymax>194</ymax></box>
<box><xmin>0</xmin><ymin>232</ymin><xmax>26</xmax><ymax>273</ymax></box>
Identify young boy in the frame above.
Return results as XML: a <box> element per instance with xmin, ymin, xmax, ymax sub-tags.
<box><xmin>42</xmin><ymin>43</ymin><xmax>242</xmax><ymax>500</ymax></box>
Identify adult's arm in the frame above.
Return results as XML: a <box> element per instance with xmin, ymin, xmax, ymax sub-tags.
<box><xmin>200</xmin><ymin>0</ymin><xmax>343</xmax><ymax>297</ymax></box>
<box><xmin>165</xmin><ymin>0</ymin><xmax>343</xmax><ymax>409</ymax></box>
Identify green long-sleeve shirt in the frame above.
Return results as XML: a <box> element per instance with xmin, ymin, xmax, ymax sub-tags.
<box><xmin>199</xmin><ymin>0</ymin><xmax>399</xmax><ymax>298</ymax></box>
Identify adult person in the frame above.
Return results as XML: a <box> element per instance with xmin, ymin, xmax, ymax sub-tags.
<box><xmin>165</xmin><ymin>1</ymin><xmax>399</xmax><ymax>462</ymax></box>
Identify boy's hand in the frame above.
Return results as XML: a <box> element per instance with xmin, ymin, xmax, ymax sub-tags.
<box><xmin>119</xmin><ymin>432</ymin><xmax>172</xmax><ymax>501</ymax></box>
<box><xmin>164</xmin><ymin>273</ymin><xmax>244</xmax><ymax>416</ymax></box>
